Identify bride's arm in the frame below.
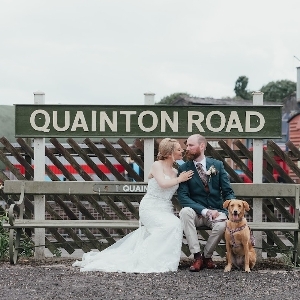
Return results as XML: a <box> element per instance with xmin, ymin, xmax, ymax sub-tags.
<box><xmin>149</xmin><ymin>161</ymin><xmax>193</xmax><ymax>189</ymax></box>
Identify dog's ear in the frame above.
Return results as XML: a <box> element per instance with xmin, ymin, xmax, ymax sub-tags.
<box><xmin>223</xmin><ymin>200</ymin><xmax>231</xmax><ymax>209</ymax></box>
<box><xmin>243</xmin><ymin>201</ymin><xmax>250</xmax><ymax>211</ymax></box>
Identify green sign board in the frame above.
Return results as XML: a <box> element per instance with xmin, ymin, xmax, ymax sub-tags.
<box><xmin>15</xmin><ymin>104</ymin><xmax>282</xmax><ymax>138</ymax></box>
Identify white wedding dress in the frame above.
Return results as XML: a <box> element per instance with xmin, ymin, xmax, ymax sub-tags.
<box><xmin>72</xmin><ymin>175</ymin><xmax>182</xmax><ymax>273</ymax></box>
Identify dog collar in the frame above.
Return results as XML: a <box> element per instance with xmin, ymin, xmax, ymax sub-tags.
<box><xmin>226</xmin><ymin>223</ymin><xmax>247</xmax><ymax>234</ymax></box>
<box><xmin>229</xmin><ymin>217</ymin><xmax>245</xmax><ymax>223</ymax></box>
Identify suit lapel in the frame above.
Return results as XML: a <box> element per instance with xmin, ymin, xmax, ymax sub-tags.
<box><xmin>206</xmin><ymin>158</ymin><xmax>213</xmax><ymax>170</ymax></box>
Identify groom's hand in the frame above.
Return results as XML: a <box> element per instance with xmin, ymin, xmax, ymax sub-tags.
<box><xmin>207</xmin><ymin>209</ymin><xmax>219</xmax><ymax>220</ymax></box>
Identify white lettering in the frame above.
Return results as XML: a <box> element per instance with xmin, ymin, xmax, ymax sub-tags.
<box><xmin>138</xmin><ymin>111</ymin><xmax>158</xmax><ymax>132</ymax></box>
<box><xmin>27</xmin><ymin>108</ymin><xmax>270</xmax><ymax>136</ymax></box>
<box><xmin>53</xmin><ymin>111</ymin><xmax>70</xmax><ymax>131</ymax></box>
<box><xmin>30</xmin><ymin>110</ymin><xmax>50</xmax><ymax>132</ymax></box>
<box><xmin>225</xmin><ymin>111</ymin><xmax>243</xmax><ymax>132</ymax></box>
<box><xmin>161</xmin><ymin>111</ymin><xmax>178</xmax><ymax>132</ymax></box>
<box><xmin>120</xmin><ymin>111</ymin><xmax>136</xmax><ymax>132</ymax></box>
<box><xmin>99</xmin><ymin>111</ymin><xmax>118</xmax><ymax>132</ymax></box>
<box><xmin>92</xmin><ymin>111</ymin><xmax>97</xmax><ymax>131</ymax></box>
<box><xmin>122</xmin><ymin>185</ymin><xmax>147</xmax><ymax>192</ymax></box>
<box><xmin>187</xmin><ymin>112</ymin><xmax>205</xmax><ymax>132</ymax></box>
<box><xmin>206</xmin><ymin>111</ymin><xmax>226</xmax><ymax>132</ymax></box>
<box><xmin>245</xmin><ymin>111</ymin><xmax>265</xmax><ymax>132</ymax></box>
<box><xmin>71</xmin><ymin>111</ymin><xmax>89</xmax><ymax>131</ymax></box>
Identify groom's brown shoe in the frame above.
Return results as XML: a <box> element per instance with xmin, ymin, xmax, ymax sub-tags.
<box><xmin>189</xmin><ymin>258</ymin><xmax>203</xmax><ymax>272</ymax></box>
<box><xmin>203</xmin><ymin>256</ymin><xmax>217</xmax><ymax>269</ymax></box>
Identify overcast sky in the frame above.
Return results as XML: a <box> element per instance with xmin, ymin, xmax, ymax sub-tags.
<box><xmin>1</xmin><ymin>0</ymin><xmax>300</xmax><ymax>106</ymax></box>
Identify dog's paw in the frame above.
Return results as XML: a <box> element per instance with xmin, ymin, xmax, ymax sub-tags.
<box><xmin>244</xmin><ymin>267</ymin><xmax>251</xmax><ymax>273</ymax></box>
<box><xmin>224</xmin><ymin>265</ymin><xmax>232</xmax><ymax>272</ymax></box>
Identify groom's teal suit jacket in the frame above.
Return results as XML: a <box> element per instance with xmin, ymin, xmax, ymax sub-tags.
<box><xmin>177</xmin><ymin>157</ymin><xmax>235</xmax><ymax>215</ymax></box>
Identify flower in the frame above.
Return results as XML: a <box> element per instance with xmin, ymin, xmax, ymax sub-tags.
<box><xmin>206</xmin><ymin>165</ymin><xmax>218</xmax><ymax>181</ymax></box>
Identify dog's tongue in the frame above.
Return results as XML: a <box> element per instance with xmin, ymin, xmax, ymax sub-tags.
<box><xmin>233</xmin><ymin>214</ymin><xmax>239</xmax><ymax>220</ymax></box>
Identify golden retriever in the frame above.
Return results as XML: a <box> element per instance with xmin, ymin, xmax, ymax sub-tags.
<box><xmin>223</xmin><ymin>199</ymin><xmax>256</xmax><ymax>272</ymax></box>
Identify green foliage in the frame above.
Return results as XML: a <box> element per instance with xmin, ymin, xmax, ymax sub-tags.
<box><xmin>53</xmin><ymin>248</ymin><xmax>62</xmax><ymax>257</ymax></box>
<box><xmin>234</xmin><ymin>76</ymin><xmax>252</xmax><ymax>100</ymax></box>
<box><xmin>157</xmin><ymin>92</ymin><xmax>191</xmax><ymax>104</ymax></box>
<box><xmin>280</xmin><ymin>248</ymin><xmax>295</xmax><ymax>269</ymax></box>
<box><xmin>19</xmin><ymin>233</ymin><xmax>34</xmax><ymax>257</ymax></box>
<box><xmin>0</xmin><ymin>210</ymin><xmax>34</xmax><ymax>260</ymax></box>
<box><xmin>260</xmin><ymin>80</ymin><xmax>296</xmax><ymax>102</ymax></box>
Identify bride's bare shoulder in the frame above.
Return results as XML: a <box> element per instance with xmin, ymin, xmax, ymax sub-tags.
<box><xmin>152</xmin><ymin>160</ymin><xmax>163</xmax><ymax>170</ymax></box>
<box><xmin>148</xmin><ymin>161</ymin><xmax>162</xmax><ymax>179</ymax></box>
<box><xmin>172</xmin><ymin>167</ymin><xmax>178</xmax><ymax>175</ymax></box>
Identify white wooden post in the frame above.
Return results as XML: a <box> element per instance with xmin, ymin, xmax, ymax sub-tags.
<box><xmin>297</xmin><ymin>66</ymin><xmax>300</xmax><ymax>103</ymax></box>
<box><xmin>297</xmin><ymin>67</ymin><xmax>300</xmax><ymax>170</ymax></box>
<box><xmin>252</xmin><ymin>91</ymin><xmax>264</xmax><ymax>260</ymax></box>
<box><xmin>33</xmin><ymin>91</ymin><xmax>46</xmax><ymax>259</ymax></box>
<box><xmin>143</xmin><ymin>93</ymin><xmax>155</xmax><ymax>182</ymax></box>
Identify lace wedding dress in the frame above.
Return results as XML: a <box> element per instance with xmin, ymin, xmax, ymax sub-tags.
<box><xmin>72</xmin><ymin>176</ymin><xmax>182</xmax><ymax>273</ymax></box>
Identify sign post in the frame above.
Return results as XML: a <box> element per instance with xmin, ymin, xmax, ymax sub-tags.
<box><xmin>143</xmin><ymin>93</ymin><xmax>155</xmax><ymax>182</ymax></box>
<box><xmin>252</xmin><ymin>91</ymin><xmax>264</xmax><ymax>260</ymax></box>
<box><xmin>33</xmin><ymin>91</ymin><xmax>45</xmax><ymax>259</ymax></box>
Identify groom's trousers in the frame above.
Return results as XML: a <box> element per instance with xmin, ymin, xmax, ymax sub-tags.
<box><xmin>179</xmin><ymin>207</ymin><xmax>227</xmax><ymax>258</ymax></box>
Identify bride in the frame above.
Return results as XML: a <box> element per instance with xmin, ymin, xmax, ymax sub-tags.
<box><xmin>72</xmin><ymin>138</ymin><xmax>193</xmax><ymax>273</ymax></box>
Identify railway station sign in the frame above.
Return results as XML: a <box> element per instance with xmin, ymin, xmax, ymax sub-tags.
<box><xmin>15</xmin><ymin>104</ymin><xmax>282</xmax><ymax>138</ymax></box>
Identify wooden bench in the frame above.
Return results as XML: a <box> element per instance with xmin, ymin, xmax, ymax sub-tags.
<box><xmin>2</xmin><ymin>180</ymin><xmax>300</xmax><ymax>265</ymax></box>
<box><xmin>2</xmin><ymin>181</ymin><xmax>140</xmax><ymax>264</ymax></box>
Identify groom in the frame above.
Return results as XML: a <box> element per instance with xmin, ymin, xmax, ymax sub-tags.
<box><xmin>177</xmin><ymin>134</ymin><xmax>235</xmax><ymax>272</ymax></box>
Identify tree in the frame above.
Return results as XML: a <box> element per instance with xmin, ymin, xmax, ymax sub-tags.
<box><xmin>260</xmin><ymin>80</ymin><xmax>296</xmax><ymax>102</ymax></box>
<box><xmin>234</xmin><ymin>76</ymin><xmax>252</xmax><ymax>100</ymax></box>
<box><xmin>157</xmin><ymin>92</ymin><xmax>190</xmax><ymax>104</ymax></box>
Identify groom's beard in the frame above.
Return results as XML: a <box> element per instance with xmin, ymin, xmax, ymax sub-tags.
<box><xmin>185</xmin><ymin>149</ymin><xmax>201</xmax><ymax>161</ymax></box>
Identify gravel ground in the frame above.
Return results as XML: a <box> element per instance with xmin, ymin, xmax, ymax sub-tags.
<box><xmin>1</xmin><ymin>257</ymin><xmax>300</xmax><ymax>300</ymax></box>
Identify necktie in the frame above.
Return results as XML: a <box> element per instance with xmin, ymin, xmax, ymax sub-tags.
<box><xmin>196</xmin><ymin>163</ymin><xmax>208</xmax><ymax>186</ymax></box>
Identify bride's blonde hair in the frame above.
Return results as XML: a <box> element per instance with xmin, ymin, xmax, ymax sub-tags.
<box><xmin>157</xmin><ymin>138</ymin><xmax>179</xmax><ymax>160</ymax></box>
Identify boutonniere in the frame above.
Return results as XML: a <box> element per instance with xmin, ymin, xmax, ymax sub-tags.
<box><xmin>206</xmin><ymin>165</ymin><xmax>218</xmax><ymax>181</ymax></box>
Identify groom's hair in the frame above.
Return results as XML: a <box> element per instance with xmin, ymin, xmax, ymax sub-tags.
<box><xmin>189</xmin><ymin>134</ymin><xmax>207</xmax><ymax>146</ymax></box>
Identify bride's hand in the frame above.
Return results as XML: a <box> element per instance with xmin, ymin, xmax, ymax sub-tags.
<box><xmin>178</xmin><ymin>170</ymin><xmax>194</xmax><ymax>183</ymax></box>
